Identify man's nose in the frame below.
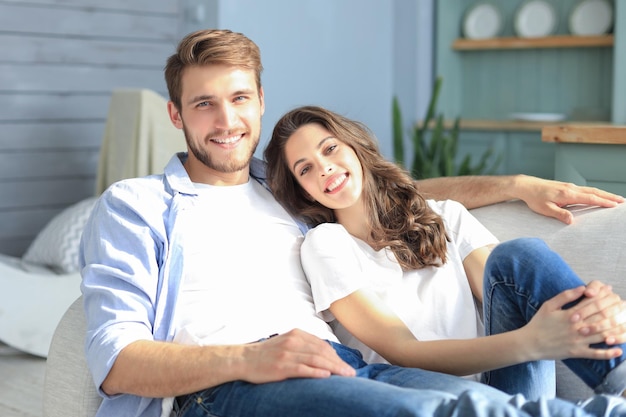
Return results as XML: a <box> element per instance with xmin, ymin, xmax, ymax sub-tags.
<box><xmin>215</xmin><ymin>103</ymin><xmax>237</xmax><ymax>128</ymax></box>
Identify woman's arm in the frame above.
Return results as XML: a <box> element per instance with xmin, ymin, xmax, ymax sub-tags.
<box><xmin>415</xmin><ymin>174</ymin><xmax>624</xmax><ymax>224</ymax></box>
<box><xmin>330</xmin><ymin>287</ymin><xmax>623</xmax><ymax>377</ymax></box>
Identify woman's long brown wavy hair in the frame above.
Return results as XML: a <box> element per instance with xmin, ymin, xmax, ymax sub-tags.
<box><xmin>264</xmin><ymin>106</ymin><xmax>449</xmax><ymax>270</ymax></box>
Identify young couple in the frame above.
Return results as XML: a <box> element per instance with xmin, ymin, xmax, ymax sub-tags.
<box><xmin>79</xmin><ymin>28</ymin><xmax>626</xmax><ymax>417</ymax></box>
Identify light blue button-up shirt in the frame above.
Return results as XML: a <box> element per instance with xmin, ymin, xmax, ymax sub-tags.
<box><xmin>79</xmin><ymin>153</ymin><xmax>308</xmax><ymax>417</ymax></box>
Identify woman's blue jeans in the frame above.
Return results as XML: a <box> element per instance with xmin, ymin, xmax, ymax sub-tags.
<box><xmin>482</xmin><ymin>238</ymin><xmax>626</xmax><ymax>400</ymax></box>
<box><xmin>175</xmin><ymin>341</ymin><xmax>626</xmax><ymax>417</ymax></box>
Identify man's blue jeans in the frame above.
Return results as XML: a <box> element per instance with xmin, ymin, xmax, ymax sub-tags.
<box><xmin>482</xmin><ymin>238</ymin><xmax>626</xmax><ymax>400</ymax></box>
<box><xmin>175</xmin><ymin>341</ymin><xmax>626</xmax><ymax>417</ymax></box>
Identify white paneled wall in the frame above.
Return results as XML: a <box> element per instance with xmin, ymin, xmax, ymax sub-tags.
<box><xmin>0</xmin><ymin>0</ymin><xmax>181</xmax><ymax>255</ymax></box>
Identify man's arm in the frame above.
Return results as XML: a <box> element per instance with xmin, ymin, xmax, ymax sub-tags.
<box><xmin>102</xmin><ymin>329</ymin><xmax>355</xmax><ymax>398</ymax></box>
<box><xmin>416</xmin><ymin>174</ymin><xmax>624</xmax><ymax>224</ymax></box>
<box><xmin>82</xmin><ymin>189</ymin><xmax>353</xmax><ymax>399</ymax></box>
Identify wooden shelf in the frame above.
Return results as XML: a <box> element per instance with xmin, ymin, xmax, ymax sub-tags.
<box><xmin>452</xmin><ymin>35</ymin><xmax>614</xmax><ymax>51</ymax></box>
<box><xmin>542</xmin><ymin>124</ymin><xmax>626</xmax><ymax>145</ymax></box>
<box><xmin>420</xmin><ymin>119</ymin><xmax>609</xmax><ymax>132</ymax></box>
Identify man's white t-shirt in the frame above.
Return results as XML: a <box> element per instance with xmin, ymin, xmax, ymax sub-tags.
<box><xmin>162</xmin><ymin>179</ymin><xmax>338</xmax><ymax>417</ymax></box>
<box><xmin>300</xmin><ymin>199</ymin><xmax>499</xmax><ymax>375</ymax></box>
<box><xmin>173</xmin><ymin>179</ymin><xmax>338</xmax><ymax>346</ymax></box>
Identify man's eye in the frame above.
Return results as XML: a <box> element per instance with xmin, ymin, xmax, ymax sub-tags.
<box><xmin>197</xmin><ymin>101</ymin><xmax>209</xmax><ymax>107</ymax></box>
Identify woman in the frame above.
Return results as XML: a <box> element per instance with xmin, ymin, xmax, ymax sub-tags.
<box><xmin>264</xmin><ymin>105</ymin><xmax>626</xmax><ymax>400</ymax></box>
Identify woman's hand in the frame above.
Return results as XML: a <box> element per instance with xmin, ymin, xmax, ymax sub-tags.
<box><xmin>573</xmin><ymin>280</ymin><xmax>626</xmax><ymax>345</ymax></box>
<box><xmin>523</xmin><ymin>284</ymin><xmax>626</xmax><ymax>361</ymax></box>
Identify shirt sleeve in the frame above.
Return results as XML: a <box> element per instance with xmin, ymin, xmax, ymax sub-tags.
<box><xmin>80</xmin><ymin>180</ymin><xmax>165</xmax><ymax>395</ymax></box>
<box><xmin>427</xmin><ymin>199</ymin><xmax>500</xmax><ymax>260</ymax></box>
<box><xmin>300</xmin><ymin>224</ymin><xmax>369</xmax><ymax>321</ymax></box>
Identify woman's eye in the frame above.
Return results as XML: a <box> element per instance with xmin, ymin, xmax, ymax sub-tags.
<box><xmin>299</xmin><ymin>166</ymin><xmax>310</xmax><ymax>176</ymax></box>
<box><xmin>326</xmin><ymin>144</ymin><xmax>337</xmax><ymax>154</ymax></box>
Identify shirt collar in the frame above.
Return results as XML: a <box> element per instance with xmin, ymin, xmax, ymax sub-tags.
<box><xmin>163</xmin><ymin>152</ymin><xmax>268</xmax><ymax>196</ymax></box>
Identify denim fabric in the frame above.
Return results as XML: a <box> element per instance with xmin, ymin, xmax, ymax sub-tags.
<box><xmin>175</xmin><ymin>342</ymin><xmax>626</xmax><ymax>417</ymax></box>
<box><xmin>482</xmin><ymin>238</ymin><xmax>626</xmax><ymax>400</ymax></box>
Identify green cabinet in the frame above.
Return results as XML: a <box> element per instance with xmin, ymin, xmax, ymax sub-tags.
<box><xmin>435</xmin><ymin>0</ymin><xmax>624</xmax><ymax>180</ymax></box>
<box><xmin>554</xmin><ymin>143</ymin><xmax>626</xmax><ymax>195</ymax></box>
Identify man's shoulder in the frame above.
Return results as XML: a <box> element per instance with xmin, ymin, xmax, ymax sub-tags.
<box><xmin>250</xmin><ymin>157</ymin><xmax>267</xmax><ymax>180</ymax></box>
<box><xmin>105</xmin><ymin>174</ymin><xmax>167</xmax><ymax>196</ymax></box>
<box><xmin>98</xmin><ymin>175</ymin><xmax>173</xmax><ymax>215</ymax></box>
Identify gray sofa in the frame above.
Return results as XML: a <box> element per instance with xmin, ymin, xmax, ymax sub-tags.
<box><xmin>42</xmin><ymin>200</ymin><xmax>626</xmax><ymax>416</ymax></box>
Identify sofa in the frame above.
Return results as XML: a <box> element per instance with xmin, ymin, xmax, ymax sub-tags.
<box><xmin>42</xmin><ymin>198</ymin><xmax>626</xmax><ymax>416</ymax></box>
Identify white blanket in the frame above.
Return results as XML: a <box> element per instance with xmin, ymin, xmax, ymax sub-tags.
<box><xmin>96</xmin><ymin>89</ymin><xmax>186</xmax><ymax>194</ymax></box>
<box><xmin>0</xmin><ymin>254</ymin><xmax>81</xmax><ymax>357</ymax></box>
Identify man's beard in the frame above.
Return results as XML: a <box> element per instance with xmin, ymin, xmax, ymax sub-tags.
<box><xmin>183</xmin><ymin>126</ymin><xmax>260</xmax><ymax>173</ymax></box>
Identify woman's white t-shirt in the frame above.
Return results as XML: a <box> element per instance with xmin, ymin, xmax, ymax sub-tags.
<box><xmin>300</xmin><ymin>199</ymin><xmax>499</xmax><ymax>373</ymax></box>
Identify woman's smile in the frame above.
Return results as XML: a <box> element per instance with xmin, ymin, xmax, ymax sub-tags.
<box><xmin>325</xmin><ymin>173</ymin><xmax>349</xmax><ymax>194</ymax></box>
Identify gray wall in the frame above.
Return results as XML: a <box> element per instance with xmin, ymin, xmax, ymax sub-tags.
<box><xmin>0</xmin><ymin>0</ymin><xmax>433</xmax><ymax>256</ymax></box>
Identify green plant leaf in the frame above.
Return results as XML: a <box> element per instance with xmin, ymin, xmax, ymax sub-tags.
<box><xmin>395</xmin><ymin>77</ymin><xmax>500</xmax><ymax>179</ymax></box>
<box><xmin>392</xmin><ymin>96</ymin><xmax>404</xmax><ymax>166</ymax></box>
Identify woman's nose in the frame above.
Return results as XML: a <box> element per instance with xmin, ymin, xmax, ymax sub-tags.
<box><xmin>320</xmin><ymin>164</ymin><xmax>333</xmax><ymax>176</ymax></box>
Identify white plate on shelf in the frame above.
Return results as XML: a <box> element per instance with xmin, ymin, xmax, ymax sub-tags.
<box><xmin>569</xmin><ymin>0</ymin><xmax>613</xmax><ymax>36</ymax></box>
<box><xmin>463</xmin><ymin>2</ymin><xmax>503</xmax><ymax>40</ymax></box>
<box><xmin>509</xmin><ymin>112</ymin><xmax>566</xmax><ymax>122</ymax></box>
<box><xmin>514</xmin><ymin>0</ymin><xmax>558</xmax><ymax>38</ymax></box>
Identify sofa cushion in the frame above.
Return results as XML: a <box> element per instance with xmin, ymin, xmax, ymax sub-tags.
<box><xmin>23</xmin><ymin>197</ymin><xmax>97</xmax><ymax>274</ymax></box>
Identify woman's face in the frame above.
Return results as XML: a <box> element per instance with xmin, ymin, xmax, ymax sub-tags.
<box><xmin>284</xmin><ymin>122</ymin><xmax>364</xmax><ymax>210</ymax></box>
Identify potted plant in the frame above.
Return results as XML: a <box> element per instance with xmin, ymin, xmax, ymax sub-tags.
<box><xmin>393</xmin><ymin>76</ymin><xmax>500</xmax><ymax>179</ymax></box>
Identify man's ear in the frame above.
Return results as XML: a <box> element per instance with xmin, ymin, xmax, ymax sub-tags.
<box><xmin>167</xmin><ymin>101</ymin><xmax>183</xmax><ymax>129</ymax></box>
<box><xmin>259</xmin><ymin>86</ymin><xmax>265</xmax><ymax>116</ymax></box>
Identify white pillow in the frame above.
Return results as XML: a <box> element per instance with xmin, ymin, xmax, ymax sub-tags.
<box><xmin>23</xmin><ymin>197</ymin><xmax>98</xmax><ymax>274</ymax></box>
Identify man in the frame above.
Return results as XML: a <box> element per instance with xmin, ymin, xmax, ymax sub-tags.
<box><xmin>80</xmin><ymin>29</ymin><xmax>626</xmax><ymax>417</ymax></box>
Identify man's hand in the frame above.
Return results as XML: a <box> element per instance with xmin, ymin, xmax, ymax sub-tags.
<box><xmin>515</xmin><ymin>175</ymin><xmax>624</xmax><ymax>224</ymax></box>
<box><xmin>241</xmin><ymin>329</ymin><xmax>356</xmax><ymax>384</ymax></box>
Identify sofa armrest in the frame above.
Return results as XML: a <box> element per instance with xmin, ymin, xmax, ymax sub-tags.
<box><xmin>43</xmin><ymin>296</ymin><xmax>101</xmax><ymax>417</ymax></box>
